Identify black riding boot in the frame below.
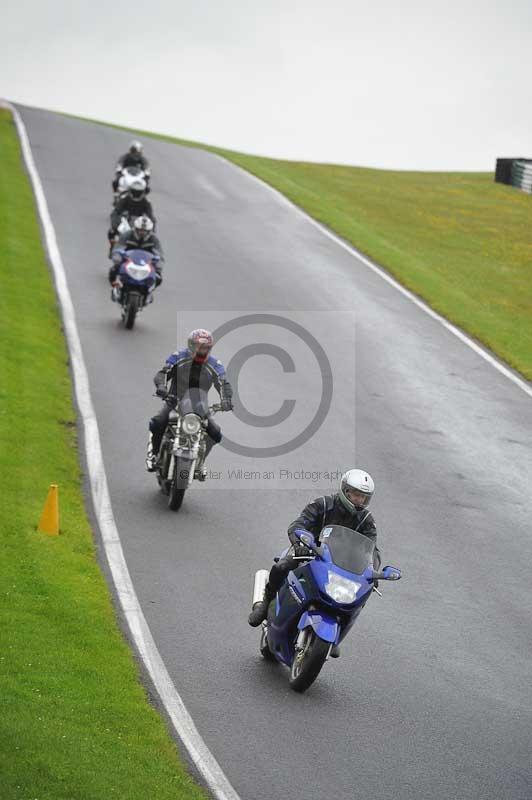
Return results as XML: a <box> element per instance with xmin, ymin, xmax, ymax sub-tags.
<box><xmin>248</xmin><ymin>583</ymin><xmax>274</xmax><ymax>627</ymax></box>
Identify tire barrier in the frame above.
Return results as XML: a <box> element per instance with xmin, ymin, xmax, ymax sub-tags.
<box><xmin>495</xmin><ymin>157</ymin><xmax>532</xmax><ymax>192</ymax></box>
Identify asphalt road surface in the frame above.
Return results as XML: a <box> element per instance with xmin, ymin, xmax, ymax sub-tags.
<box><xmin>18</xmin><ymin>104</ymin><xmax>532</xmax><ymax>800</ymax></box>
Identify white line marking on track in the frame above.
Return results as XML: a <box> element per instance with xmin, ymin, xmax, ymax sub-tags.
<box><xmin>4</xmin><ymin>100</ymin><xmax>241</xmax><ymax>800</ymax></box>
<box><xmin>211</xmin><ymin>153</ymin><xmax>532</xmax><ymax>400</ymax></box>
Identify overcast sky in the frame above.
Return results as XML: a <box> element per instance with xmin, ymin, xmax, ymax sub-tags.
<box><xmin>2</xmin><ymin>0</ymin><xmax>531</xmax><ymax>170</ymax></box>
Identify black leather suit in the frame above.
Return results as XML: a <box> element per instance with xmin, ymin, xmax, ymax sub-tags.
<box><xmin>267</xmin><ymin>493</ymin><xmax>381</xmax><ymax>595</ymax></box>
<box><xmin>149</xmin><ymin>349</ymin><xmax>233</xmax><ymax>456</ymax></box>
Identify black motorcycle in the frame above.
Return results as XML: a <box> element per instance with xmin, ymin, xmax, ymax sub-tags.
<box><xmin>155</xmin><ymin>394</ymin><xmax>223</xmax><ymax>511</ymax></box>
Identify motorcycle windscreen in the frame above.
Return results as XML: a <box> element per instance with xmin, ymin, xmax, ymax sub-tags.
<box><xmin>178</xmin><ymin>390</ymin><xmax>209</xmax><ymax>418</ymax></box>
<box><xmin>124</xmin><ymin>248</ymin><xmax>154</xmax><ymax>265</ymax></box>
<box><xmin>319</xmin><ymin>526</ymin><xmax>375</xmax><ymax>574</ymax></box>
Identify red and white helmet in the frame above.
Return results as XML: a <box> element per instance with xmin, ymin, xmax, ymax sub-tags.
<box><xmin>339</xmin><ymin>469</ymin><xmax>375</xmax><ymax>513</ymax></box>
<box><xmin>187</xmin><ymin>329</ymin><xmax>214</xmax><ymax>363</ymax></box>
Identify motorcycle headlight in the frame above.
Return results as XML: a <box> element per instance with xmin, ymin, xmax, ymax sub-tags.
<box><xmin>324</xmin><ymin>572</ymin><xmax>361</xmax><ymax>604</ymax></box>
<box><xmin>125</xmin><ymin>262</ymin><xmax>150</xmax><ymax>281</ymax></box>
<box><xmin>182</xmin><ymin>413</ymin><xmax>201</xmax><ymax>435</ymax></box>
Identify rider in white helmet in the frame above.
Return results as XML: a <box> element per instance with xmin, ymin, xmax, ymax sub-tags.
<box><xmin>248</xmin><ymin>468</ymin><xmax>382</xmax><ymax>656</ymax></box>
<box><xmin>108</xmin><ymin>179</ymin><xmax>156</xmax><ymax>255</ymax></box>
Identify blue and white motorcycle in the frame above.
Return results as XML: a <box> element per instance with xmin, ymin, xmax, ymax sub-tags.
<box><xmin>111</xmin><ymin>248</ymin><xmax>159</xmax><ymax>329</ymax></box>
<box><xmin>252</xmin><ymin>526</ymin><xmax>401</xmax><ymax>693</ymax></box>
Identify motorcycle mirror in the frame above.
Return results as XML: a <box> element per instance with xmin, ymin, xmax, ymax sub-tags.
<box><xmin>382</xmin><ymin>566</ymin><xmax>401</xmax><ymax>581</ymax></box>
<box><xmin>295</xmin><ymin>529</ymin><xmax>319</xmax><ymax>554</ymax></box>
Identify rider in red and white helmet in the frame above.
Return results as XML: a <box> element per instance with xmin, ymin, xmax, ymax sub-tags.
<box><xmin>146</xmin><ymin>330</ymin><xmax>233</xmax><ymax>474</ymax></box>
<box><xmin>187</xmin><ymin>329</ymin><xmax>214</xmax><ymax>364</ymax></box>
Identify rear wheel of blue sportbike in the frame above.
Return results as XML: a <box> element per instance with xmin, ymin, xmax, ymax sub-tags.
<box><xmin>289</xmin><ymin>630</ymin><xmax>330</xmax><ymax>693</ymax></box>
<box><xmin>260</xmin><ymin>625</ymin><xmax>276</xmax><ymax>661</ymax></box>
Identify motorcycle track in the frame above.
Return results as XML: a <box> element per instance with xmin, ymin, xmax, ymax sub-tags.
<box><xmin>16</xmin><ymin>104</ymin><xmax>532</xmax><ymax>800</ymax></box>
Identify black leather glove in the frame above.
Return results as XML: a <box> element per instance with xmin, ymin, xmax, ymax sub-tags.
<box><xmin>293</xmin><ymin>545</ymin><xmax>313</xmax><ymax>558</ymax></box>
<box><xmin>155</xmin><ymin>387</ymin><xmax>168</xmax><ymax>399</ymax></box>
<box><xmin>220</xmin><ymin>399</ymin><xmax>233</xmax><ymax>412</ymax></box>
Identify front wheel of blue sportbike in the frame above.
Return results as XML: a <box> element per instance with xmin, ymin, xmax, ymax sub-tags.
<box><xmin>289</xmin><ymin>630</ymin><xmax>330</xmax><ymax>693</ymax></box>
<box><xmin>260</xmin><ymin>625</ymin><xmax>276</xmax><ymax>662</ymax></box>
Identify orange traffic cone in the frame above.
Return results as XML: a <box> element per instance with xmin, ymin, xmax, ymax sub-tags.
<box><xmin>38</xmin><ymin>484</ymin><xmax>59</xmax><ymax>536</ymax></box>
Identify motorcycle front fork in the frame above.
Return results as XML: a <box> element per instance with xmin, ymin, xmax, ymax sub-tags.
<box><xmin>295</xmin><ymin>625</ymin><xmax>334</xmax><ymax>660</ymax></box>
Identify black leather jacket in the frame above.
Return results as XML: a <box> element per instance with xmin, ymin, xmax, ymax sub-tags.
<box><xmin>117</xmin><ymin>153</ymin><xmax>150</xmax><ymax>171</ymax></box>
<box><xmin>288</xmin><ymin>493</ymin><xmax>381</xmax><ymax>568</ymax></box>
<box><xmin>110</xmin><ymin>196</ymin><xmax>155</xmax><ymax>231</ymax></box>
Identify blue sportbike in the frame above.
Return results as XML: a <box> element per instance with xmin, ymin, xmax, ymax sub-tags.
<box><xmin>111</xmin><ymin>248</ymin><xmax>159</xmax><ymax>329</ymax></box>
<box><xmin>252</xmin><ymin>526</ymin><xmax>401</xmax><ymax>693</ymax></box>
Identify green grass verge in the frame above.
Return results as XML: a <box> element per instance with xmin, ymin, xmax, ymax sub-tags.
<box><xmin>0</xmin><ymin>108</ymin><xmax>208</xmax><ymax>799</ymax></box>
<box><xmin>75</xmin><ymin>112</ymin><xmax>532</xmax><ymax>381</ymax></box>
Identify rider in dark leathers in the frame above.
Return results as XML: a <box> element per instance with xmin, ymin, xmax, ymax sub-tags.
<box><xmin>109</xmin><ymin>215</ymin><xmax>164</xmax><ymax>285</ymax></box>
<box><xmin>112</xmin><ymin>141</ymin><xmax>150</xmax><ymax>192</ymax></box>
<box><xmin>146</xmin><ymin>329</ymin><xmax>234</xmax><ymax>474</ymax></box>
<box><xmin>248</xmin><ymin>469</ymin><xmax>382</xmax><ymax>655</ymax></box>
<box><xmin>109</xmin><ymin>185</ymin><xmax>155</xmax><ymax>233</ymax></box>
<box><xmin>108</xmin><ymin>181</ymin><xmax>155</xmax><ymax>254</ymax></box>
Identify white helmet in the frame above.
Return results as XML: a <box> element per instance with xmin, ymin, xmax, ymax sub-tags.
<box><xmin>339</xmin><ymin>469</ymin><xmax>375</xmax><ymax>513</ymax></box>
<box><xmin>129</xmin><ymin>140</ymin><xmax>143</xmax><ymax>154</ymax></box>
<box><xmin>133</xmin><ymin>215</ymin><xmax>154</xmax><ymax>237</ymax></box>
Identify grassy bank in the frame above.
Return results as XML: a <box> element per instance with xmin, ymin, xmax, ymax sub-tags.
<box><xmin>86</xmin><ymin>115</ymin><xmax>532</xmax><ymax>380</ymax></box>
<box><xmin>0</xmin><ymin>108</ymin><xmax>207</xmax><ymax>799</ymax></box>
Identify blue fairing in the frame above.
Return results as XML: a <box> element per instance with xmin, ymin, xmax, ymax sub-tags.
<box><xmin>309</xmin><ymin>556</ymin><xmax>374</xmax><ymax>604</ymax></box>
<box><xmin>298</xmin><ymin>611</ymin><xmax>339</xmax><ymax>644</ymax></box>
<box><xmin>265</xmin><ymin>525</ymin><xmax>380</xmax><ymax>669</ymax></box>
<box><xmin>122</xmin><ymin>248</ymin><xmax>155</xmax><ymax>264</ymax></box>
<box><xmin>118</xmin><ymin>248</ymin><xmax>156</xmax><ymax>287</ymax></box>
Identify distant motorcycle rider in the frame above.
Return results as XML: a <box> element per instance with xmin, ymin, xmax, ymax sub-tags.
<box><xmin>109</xmin><ymin>215</ymin><xmax>164</xmax><ymax>286</ymax></box>
<box><xmin>108</xmin><ymin>179</ymin><xmax>155</xmax><ymax>253</ymax></box>
<box><xmin>248</xmin><ymin>469</ymin><xmax>382</xmax><ymax>655</ymax></box>
<box><xmin>146</xmin><ymin>329</ymin><xmax>234</xmax><ymax>476</ymax></box>
<box><xmin>112</xmin><ymin>140</ymin><xmax>150</xmax><ymax>192</ymax></box>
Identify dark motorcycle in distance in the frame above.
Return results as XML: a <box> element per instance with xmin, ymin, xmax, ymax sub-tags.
<box><xmin>111</xmin><ymin>248</ymin><xmax>159</xmax><ymax>329</ymax></box>
<box><xmin>252</xmin><ymin>526</ymin><xmax>401</xmax><ymax>693</ymax></box>
<box><xmin>155</xmin><ymin>393</ymin><xmax>224</xmax><ymax>511</ymax></box>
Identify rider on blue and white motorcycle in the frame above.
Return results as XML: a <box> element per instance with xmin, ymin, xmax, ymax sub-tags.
<box><xmin>109</xmin><ymin>215</ymin><xmax>163</xmax><ymax>286</ymax></box>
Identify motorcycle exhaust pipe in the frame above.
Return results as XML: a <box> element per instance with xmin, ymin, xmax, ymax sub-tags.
<box><xmin>252</xmin><ymin>569</ymin><xmax>269</xmax><ymax>607</ymax></box>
